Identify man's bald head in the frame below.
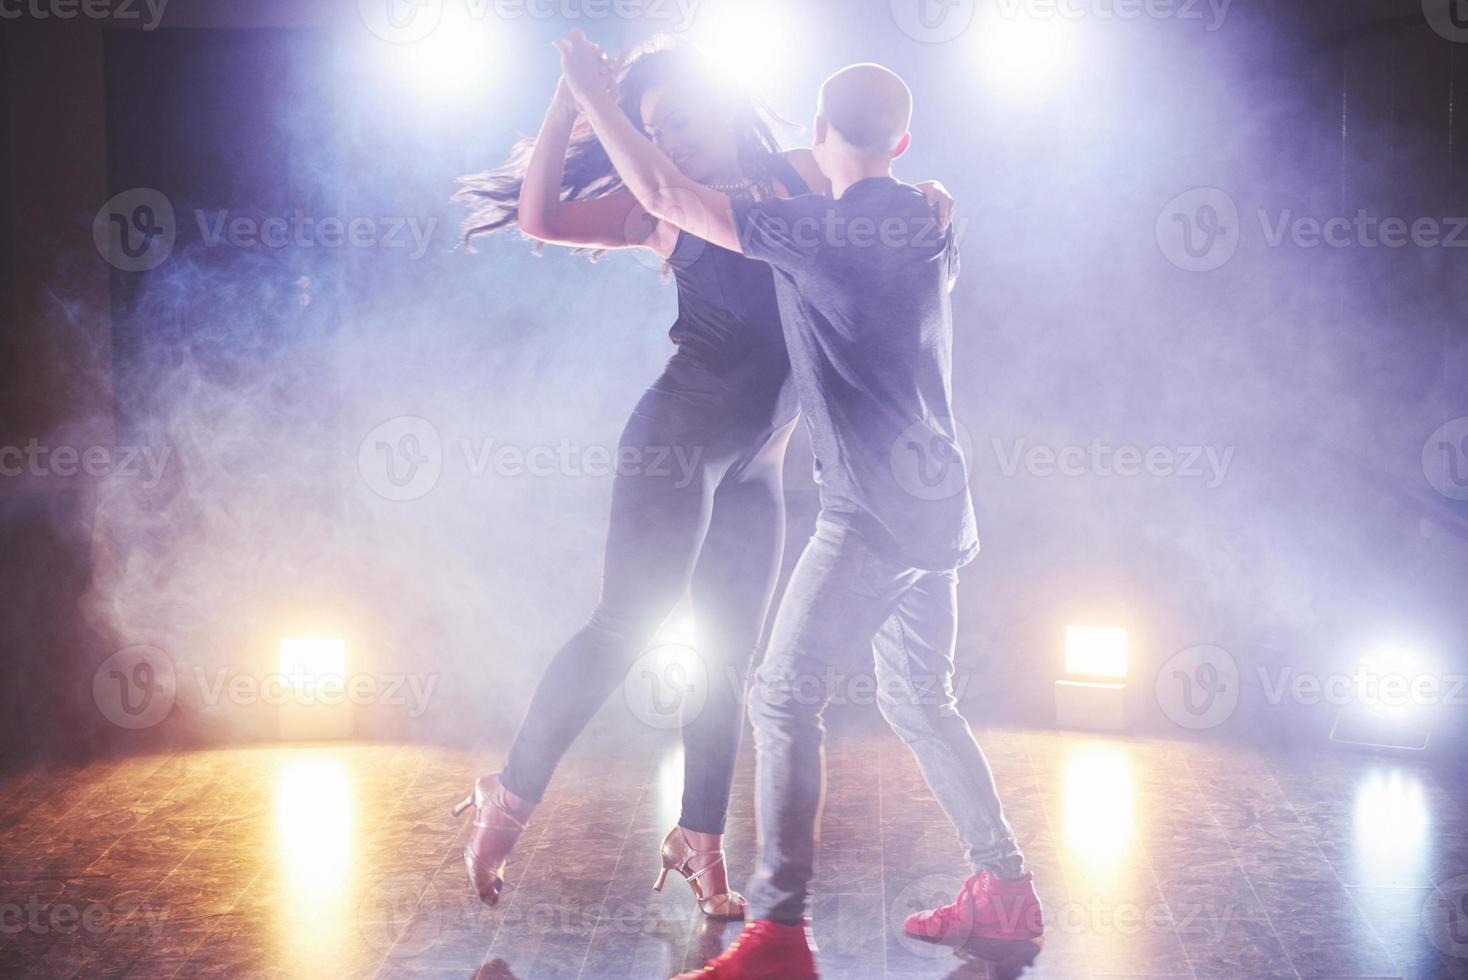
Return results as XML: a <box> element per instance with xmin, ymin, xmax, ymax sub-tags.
<box><xmin>817</xmin><ymin>63</ymin><xmax>912</xmax><ymax>156</ymax></box>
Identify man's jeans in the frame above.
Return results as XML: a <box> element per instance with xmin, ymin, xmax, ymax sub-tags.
<box><xmin>744</xmin><ymin>515</ymin><xmax>1024</xmax><ymax>923</ymax></box>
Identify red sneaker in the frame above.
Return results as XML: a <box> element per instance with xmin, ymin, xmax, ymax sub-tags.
<box><xmin>903</xmin><ymin>870</ymin><xmax>1044</xmax><ymax>943</ymax></box>
<box><xmin>671</xmin><ymin>918</ymin><xmax>819</xmax><ymax>979</ymax></box>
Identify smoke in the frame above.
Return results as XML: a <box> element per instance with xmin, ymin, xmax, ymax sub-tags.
<box><xmin>904</xmin><ymin>6</ymin><xmax>1468</xmax><ymax>733</ymax></box>
<box><xmin>25</xmin><ymin>3</ymin><xmax>1467</xmax><ymax>753</ymax></box>
<box><xmin>76</xmin><ymin>221</ymin><xmax>691</xmax><ymax>742</ymax></box>
<box><xmin>66</xmin><ymin>31</ymin><xmax>686</xmax><ymax>744</ymax></box>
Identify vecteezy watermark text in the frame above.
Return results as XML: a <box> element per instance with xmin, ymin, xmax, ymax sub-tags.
<box><xmin>622</xmin><ymin>647</ymin><xmax>972</xmax><ymax>731</ymax></box>
<box><xmin>93</xmin><ymin>188</ymin><xmax>441</xmax><ymax>271</ymax></box>
<box><xmin>994</xmin><ymin>0</ymin><xmax>1231</xmax><ymax>29</ymax></box>
<box><xmin>195</xmin><ymin>210</ymin><xmax>437</xmax><ymax>261</ymax></box>
<box><xmin>738</xmin><ymin>212</ymin><xmax>962</xmax><ymax>251</ymax></box>
<box><xmin>357</xmin><ymin>416</ymin><xmax>706</xmax><ymax>502</ymax></box>
<box><xmin>0</xmin><ymin>440</ymin><xmax>171</xmax><ymax>487</ymax></box>
<box><xmin>1158</xmin><ymin>188</ymin><xmax>1468</xmax><ymax>272</ymax></box>
<box><xmin>1257</xmin><ymin>210</ymin><xmax>1468</xmax><ymax>250</ymax></box>
<box><xmin>890</xmin><ymin>0</ymin><xmax>1231</xmax><ymax>44</ymax></box>
<box><xmin>992</xmin><ymin>437</ymin><xmax>1234</xmax><ymax>488</ymax></box>
<box><xmin>1155</xmin><ymin>643</ymin><xmax>1468</xmax><ymax>731</ymax></box>
<box><xmin>357</xmin><ymin>0</ymin><xmax>700</xmax><ymax>44</ymax></box>
<box><xmin>1254</xmin><ymin>666</ymin><xmax>1468</xmax><ymax>710</ymax></box>
<box><xmin>0</xmin><ymin>0</ymin><xmax>169</xmax><ymax>30</ymax></box>
<box><xmin>0</xmin><ymin>894</ymin><xmax>168</xmax><ymax>942</ymax></box>
<box><xmin>91</xmin><ymin>645</ymin><xmax>440</xmax><ymax>730</ymax></box>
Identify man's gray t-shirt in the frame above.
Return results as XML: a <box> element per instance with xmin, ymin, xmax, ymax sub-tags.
<box><xmin>732</xmin><ymin>176</ymin><xmax>978</xmax><ymax>572</ymax></box>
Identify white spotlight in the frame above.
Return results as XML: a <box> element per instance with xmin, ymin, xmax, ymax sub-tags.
<box><xmin>278</xmin><ymin>636</ymin><xmax>352</xmax><ymax>741</ymax></box>
<box><xmin>1330</xmin><ymin>644</ymin><xmax>1436</xmax><ymax>751</ymax></box>
<box><xmin>386</xmin><ymin>8</ymin><xmax>499</xmax><ymax>98</ymax></box>
<box><xmin>974</xmin><ymin>6</ymin><xmax>1079</xmax><ymax>96</ymax></box>
<box><xmin>279</xmin><ymin>636</ymin><xmax>347</xmax><ymax>690</ymax></box>
<box><xmin>1055</xmin><ymin>625</ymin><xmax>1131</xmax><ymax>730</ymax></box>
<box><xmin>1065</xmin><ymin>625</ymin><xmax>1129</xmax><ymax>679</ymax></box>
<box><xmin>680</xmin><ymin>0</ymin><xmax>797</xmax><ymax>98</ymax></box>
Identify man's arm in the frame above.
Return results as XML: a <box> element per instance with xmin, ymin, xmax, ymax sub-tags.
<box><xmin>556</xmin><ymin>31</ymin><xmax>744</xmax><ymax>254</ymax></box>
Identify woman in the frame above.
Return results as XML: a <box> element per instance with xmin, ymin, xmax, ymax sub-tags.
<box><xmin>452</xmin><ymin>36</ymin><xmax>951</xmax><ymax>919</ymax></box>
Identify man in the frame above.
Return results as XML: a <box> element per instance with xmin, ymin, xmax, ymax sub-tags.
<box><xmin>557</xmin><ymin>32</ymin><xmax>1043</xmax><ymax>978</ymax></box>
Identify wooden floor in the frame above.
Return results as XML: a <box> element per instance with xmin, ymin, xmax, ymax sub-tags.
<box><xmin>1</xmin><ymin>725</ymin><xmax>1465</xmax><ymax>979</ymax></box>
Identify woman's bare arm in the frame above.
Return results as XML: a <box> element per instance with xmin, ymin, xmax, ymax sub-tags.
<box><xmin>516</xmin><ymin>77</ymin><xmax>678</xmax><ymax>256</ymax></box>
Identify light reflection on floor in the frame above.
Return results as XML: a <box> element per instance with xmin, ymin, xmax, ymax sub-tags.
<box><xmin>1354</xmin><ymin>767</ymin><xmax>1430</xmax><ymax>872</ymax></box>
<box><xmin>0</xmin><ymin>730</ymin><xmax>1464</xmax><ymax>978</ymax></box>
<box><xmin>272</xmin><ymin>754</ymin><xmax>356</xmax><ymax>966</ymax></box>
<box><xmin>654</xmin><ymin>743</ymin><xmax>685</xmax><ymax>835</ymax></box>
<box><xmin>275</xmin><ymin>755</ymin><xmax>355</xmax><ymax>882</ymax></box>
<box><xmin>1062</xmin><ymin>743</ymin><xmax>1135</xmax><ymax>872</ymax></box>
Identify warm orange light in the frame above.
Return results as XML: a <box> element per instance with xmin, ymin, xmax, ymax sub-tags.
<box><xmin>273</xmin><ymin>755</ymin><xmax>354</xmax><ymax>959</ymax></box>
<box><xmin>279</xmin><ymin>637</ymin><xmax>346</xmax><ymax>690</ymax></box>
<box><xmin>1065</xmin><ymin>626</ymin><xmax>1129</xmax><ymax>679</ymax></box>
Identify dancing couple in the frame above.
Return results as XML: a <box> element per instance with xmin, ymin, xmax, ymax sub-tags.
<box><xmin>453</xmin><ymin>31</ymin><xmax>1042</xmax><ymax>978</ymax></box>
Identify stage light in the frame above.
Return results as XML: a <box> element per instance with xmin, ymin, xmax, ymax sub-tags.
<box><xmin>383</xmin><ymin>8</ymin><xmax>499</xmax><ymax>99</ymax></box>
<box><xmin>278</xmin><ymin>636</ymin><xmax>352</xmax><ymax>741</ymax></box>
<box><xmin>1055</xmin><ymin>625</ymin><xmax>1130</xmax><ymax>730</ymax></box>
<box><xmin>680</xmin><ymin>0</ymin><xmax>797</xmax><ymax>98</ymax></box>
<box><xmin>973</xmin><ymin>7</ymin><xmax>1079</xmax><ymax>97</ymax></box>
<box><xmin>280</xmin><ymin>636</ymin><xmax>347</xmax><ymax>689</ymax></box>
<box><xmin>1330</xmin><ymin>644</ymin><xmax>1436</xmax><ymax>751</ymax></box>
<box><xmin>1065</xmin><ymin>626</ymin><xmax>1128</xmax><ymax>678</ymax></box>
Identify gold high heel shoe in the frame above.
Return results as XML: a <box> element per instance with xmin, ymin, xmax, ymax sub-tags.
<box><xmin>652</xmin><ymin>826</ymin><xmax>746</xmax><ymax>920</ymax></box>
<box><xmin>451</xmin><ymin>772</ymin><xmax>528</xmax><ymax>906</ymax></box>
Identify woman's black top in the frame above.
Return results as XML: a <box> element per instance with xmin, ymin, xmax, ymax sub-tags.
<box><xmin>655</xmin><ymin>153</ymin><xmax>812</xmax><ymax>433</ymax></box>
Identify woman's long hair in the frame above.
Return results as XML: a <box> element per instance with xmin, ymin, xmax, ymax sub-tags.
<box><xmin>454</xmin><ymin>35</ymin><xmax>785</xmax><ymax>252</ymax></box>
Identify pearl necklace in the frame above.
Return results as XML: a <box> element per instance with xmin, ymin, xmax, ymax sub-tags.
<box><xmin>701</xmin><ymin>176</ymin><xmax>769</xmax><ymax>200</ymax></box>
<box><xmin>702</xmin><ymin>176</ymin><xmax>754</xmax><ymax>192</ymax></box>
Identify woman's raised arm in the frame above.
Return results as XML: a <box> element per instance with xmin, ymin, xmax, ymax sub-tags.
<box><xmin>516</xmin><ymin>77</ymin><xmax>677</xmax><ymax>255</ymax></box>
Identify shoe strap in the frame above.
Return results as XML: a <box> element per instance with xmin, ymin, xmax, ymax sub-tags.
<box><xmin>473</xmin><ymin>785</ymin><xmax>528</xmax><ymax>833</ymax></box>
<box><xmin>680</xmin><ymin>847</ymin><xmax>726</xmax><ymax>884</ymax></box>
<box><xmin>673</xmin><ymin>827</ymin><xmax>728</xmax><ymax>884</ymax></box>
<box><xmin>698</xmin><ymin>890</ymin><xmax>743</xmax><ymax>914</ymax></box>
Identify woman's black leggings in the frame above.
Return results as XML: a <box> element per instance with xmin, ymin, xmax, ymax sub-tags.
<box><xmin>500</xmin><ymin>363</ymin><xmax>796</xmax><ymax>834</ymax></box>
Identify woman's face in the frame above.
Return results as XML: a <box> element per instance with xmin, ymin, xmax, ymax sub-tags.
<box><xmin>639</xmin><ymin>84</ymin><xmax>741</xmax><ymax>182</ymax></box>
